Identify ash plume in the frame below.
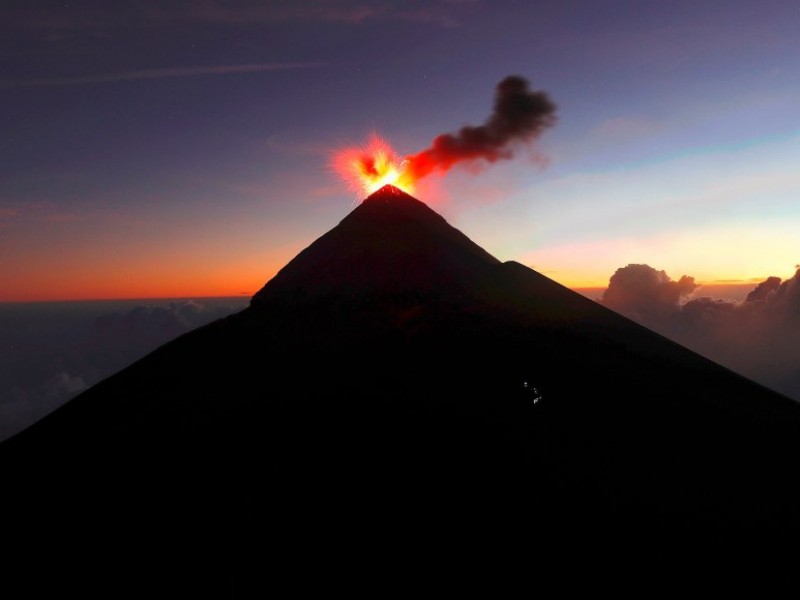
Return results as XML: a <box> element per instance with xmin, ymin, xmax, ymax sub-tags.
<box><xmin>405</xmin><ymin>75</ymin><xmax>557</xmax><ymax>179</ymax></box>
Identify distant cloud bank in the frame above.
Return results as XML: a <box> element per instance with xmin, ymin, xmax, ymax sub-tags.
<box><xmin>602</xmin><ymin>263</ymin><xmax>800</xmax><ymax>402</ymax></box>
<box><xmin>0</xmin><ymin>298</ymin><xmax>247</xmax><ymax>442</ymax></box>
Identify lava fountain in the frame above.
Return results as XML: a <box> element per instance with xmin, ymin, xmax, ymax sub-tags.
<box><xmin>332</xmin><ymin>76</ymin><xmax>557</xmax><ymax>201</ymax></box>
<box><xmin>331</xmin><ymin>134</ymin><xmax>416</xmax><ymax>197</ymax></box>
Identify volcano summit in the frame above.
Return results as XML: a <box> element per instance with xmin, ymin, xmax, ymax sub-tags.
<box><xmin>5</xmin><ymin>185</ymin><xmax>800</xmax><ymax>595</ymax></box>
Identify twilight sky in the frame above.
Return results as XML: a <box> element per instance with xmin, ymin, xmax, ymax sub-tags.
<box><xmin>2</xmin><ymin>0</ymin><xmax>799</xmax><ymax>301</ymax></box>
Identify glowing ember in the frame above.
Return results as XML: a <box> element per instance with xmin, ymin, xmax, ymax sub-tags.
<box><xmin>332</xmin><ymin>134</ymin><xmax>415</xmax><ymax>197</ymax></box>
<box><xmin>331</xmin><ymin>76</ymin><xmax>557</xmax><ymax>201</ymax></box>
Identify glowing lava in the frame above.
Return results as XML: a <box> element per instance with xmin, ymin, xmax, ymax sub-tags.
<box><xmin>331</xmin><ymin>77</ymin><xmax>557</xmax><ymax>201</ymax></box>
<box><xmin>332</xmin><ymin>134</ymin><xmax>415</xmax><ymax>197</ymax></box>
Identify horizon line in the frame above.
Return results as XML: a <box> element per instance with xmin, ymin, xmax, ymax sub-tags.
<box><xmin>1</xmin><ymin>279</ymin><xmax>769</xmax><ymax>304</ymax></box>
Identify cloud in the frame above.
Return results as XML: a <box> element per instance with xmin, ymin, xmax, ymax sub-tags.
<box><xmin>680</xmin><ymin>296</ymin><xmax>736</xmax><ymax>324</ymax></box>
<box><xmin>1</xmin><ymin>62</ymin><xmax>326</xmax><ymax>89</ymax></box>
<box><xmin>405</xmin><ymin>75</ymin><xmax>557</xmax><ymax>180</ymax></box>
<box><xmin>82</xmin><ymin>301</ymin><xmax>226</xmax><ymax>369</ymax></box>
<box><xmin>43</xmin><ymin>371</ymin><xmax>88</xmax><ymax>403</ymax></box>
<box><xmin>1</xmin><ymin>1</ymin><xmax>472</xmax><ymax>35</ymax></box>
<box><xmin>744</xmin><ymin>276</ymin><xmax>782</xmax><ymax>303</ymax></box>
<box><xmin>0</xmin><ymin>372</ymin><xmax>88</xmax><ymax>442</ymax></box>
<box><xmin>149</xmin><ymin>0</ymin><xmax>472</xmax><ymax>27</ymax></box>
<box><xmin>601</xmin><ymin>263</ymin><xmax>800</xmax><ymax>403</ymax></box>
<box><xmin>601</xmin><ymin>264</ymin><xmax>698</xmax><ymax>324</ymax></box>
<box><xmin>172</xmin><ymin>2</ymin><xmax>385</xmax><ymax>25</ymax></box>
<box><xmin>0</xmin><ymin>299</ymin><xmax>247</xmax><ymax>442</ymax></box>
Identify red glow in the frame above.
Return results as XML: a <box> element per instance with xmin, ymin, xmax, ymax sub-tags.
<box><xmin>332</xmin><ymin>134</ymin><xmax>416</xmax><ymax>198</ymax></box>
<box><xmin>331</xmin><ymin>77</ymin><xmax>556</xmax><ymax>201</ymax></box>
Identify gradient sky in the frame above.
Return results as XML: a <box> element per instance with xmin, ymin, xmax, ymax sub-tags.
<box><xmin>2</xmin><ymin>0</ymin><xmax>799</xmax><ymax>301</ymax></box>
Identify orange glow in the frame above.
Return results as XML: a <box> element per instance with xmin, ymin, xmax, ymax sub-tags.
<box><xmin>0</xmin><ymin>242</ymin><xmax>290</xmax><ymax>302</ymax></box>
<box><xmin>332</xmin><ymin>134</ymin><xmax>416</xmax><ymax>198</ymax></box>
<box><xmin>1</xmin><ymin>264</ymin><xmax>267</xmax><ymax>302</ymax></box>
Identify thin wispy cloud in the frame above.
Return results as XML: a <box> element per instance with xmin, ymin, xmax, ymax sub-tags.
<box><xmin>1</xmin><ymin>62</ymin><xmax>326</xmax><ymax>89</ymax></box>
<box><xmin>1</xmin><ymin>2</ymin><xmax>473</xmax><ymax>34</ymax></box>
<box><xmin>146</xmin><ymin>0</ymin><xmax>472</xmax><ymax>27</ymax></box>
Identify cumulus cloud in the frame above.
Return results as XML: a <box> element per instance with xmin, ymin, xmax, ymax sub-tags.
<box><xmin>745</xmin><ymin>276</ymin><xmax>782</xmax><ymax>303</ymax></box>
<box><xmin>601</xmin><ymin>264</ymin><xmax>698</xmax><ymax>324</ymax></box>
<box><xmin>772</xmin><ymin>270</ymin><xmax>800</xmax><ymax>317</ymax></box>
<box><xmin>601</xmin><ymin>264</ymin><xmax>800</xmax><ymax>403</ymax></box>
<box><xmin>679</xmin><ymin>296</ymin><xmax>736</xmax><ymax>325</ymax></box>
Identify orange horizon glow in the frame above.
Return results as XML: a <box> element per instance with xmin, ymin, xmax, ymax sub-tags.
<box><xmin>1</xmin><ymin>257</ymin><xmax>285</xmax><ymax>303</ymax></box>
<box><xmin>1</xmin><ymin>283</ymin><xmax>261</xmax><ymax>303</ymax></box>
<box><xmin>545</xmin><ymin>275</ymin><xmax>772</xmax><ymax>288</ymax></box>
<box><xmin>5</xmin><ymin>193</ymin><xmax>793</xmax><ymax>303</ymax></box>
<box><xmin>2</xmin><ymin>274</ymin><xmax>775</xmax><ymax>303</ymax></box>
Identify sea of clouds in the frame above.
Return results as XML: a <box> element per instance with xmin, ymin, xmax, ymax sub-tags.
<box><xmin>601</xmin><ymin>264</ymin><xmax>800</xmax><ymax>403</ymax></box>
<box><xmin>0</xmin><ymin>298</ymin><xmax>248</xmax><ymax>442</ymax></box>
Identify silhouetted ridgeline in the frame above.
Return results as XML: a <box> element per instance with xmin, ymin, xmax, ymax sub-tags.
<box><xmin>3</xmin><ymin>186</ymin><xmax>800</xmax><ymax>596</ymax></box>
<box><xmin>0</xmin><ymin>297</ymin><xmax>248</xmax><ymax>442</ymax></box>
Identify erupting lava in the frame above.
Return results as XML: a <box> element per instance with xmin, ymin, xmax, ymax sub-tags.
<box><xmin>332</xmin><ymin>76</ymin><xmax>558</xmax><ymax>201</ymax></box>
<box><xmin>332</xmin><ymin>134</ymin><xmax>416</xmax><ymax>197</ymax></box>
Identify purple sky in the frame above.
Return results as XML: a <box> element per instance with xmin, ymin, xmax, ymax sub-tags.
<box><xmin>2</xmin><ymin>0</ymin><xmax>800</xmax><ymax>299</ymax></box>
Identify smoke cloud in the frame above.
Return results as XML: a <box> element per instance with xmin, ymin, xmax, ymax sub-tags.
<box><xmin>405</xmin><ymin>75</ymin><xmax>557</xmax><ymax>180</ymax></box>
<box><xmin>601</xmin><ymin>264</ymin><xmax>800</xmax><ymax>403</ymax></box>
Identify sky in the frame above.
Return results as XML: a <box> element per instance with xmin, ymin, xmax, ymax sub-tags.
<box><xmin>2</xmin><ymin>0</ymin><xmax>800</xmax><ymax>301</ymax></box>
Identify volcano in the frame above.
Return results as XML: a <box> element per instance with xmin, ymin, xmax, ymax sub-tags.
<box><xmin>4</xmin><ymin>185</ymin><xmax>800</xmax><ymax>596</ymax></box>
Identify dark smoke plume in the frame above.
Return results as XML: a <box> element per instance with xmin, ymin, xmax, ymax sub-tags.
<box><xmin>405</xmin><ymin>75</ymin><xmax>557</xmax><ymax>179</ymax></box>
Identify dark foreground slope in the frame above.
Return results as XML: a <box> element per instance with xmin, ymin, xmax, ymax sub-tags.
<box><xmin>4</xmin><ymin>186</ymin><xmax>800</xmax><ymax>596</ymax></box>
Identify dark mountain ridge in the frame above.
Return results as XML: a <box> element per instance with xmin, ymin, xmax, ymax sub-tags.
<box><xmin>4</xmin><ymin>185</ymin><xmax>800</xmax><ymax>596</ymax></box>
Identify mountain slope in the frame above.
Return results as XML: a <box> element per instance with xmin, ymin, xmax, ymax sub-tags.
<box><xmin>253</xmin><ymin>184</ymin><xmax>500</xmax><ymax>302</ymax></box>
<box><xmin>4</xmin><ymin>185</ymin><xmax>800</xmax><ymax>596</ymax></box>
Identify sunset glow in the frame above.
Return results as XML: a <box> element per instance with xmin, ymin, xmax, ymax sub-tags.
<box><xmin>2</xmin><ymin>3</ymin><xmax>799</xmax><ymax>302</ymax></box>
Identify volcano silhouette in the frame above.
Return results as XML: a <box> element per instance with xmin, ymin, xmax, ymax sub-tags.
<box><xmin>4</xmin><ymin>185</ymin><xmax>800</xmax><ymax>596</ymax></box>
